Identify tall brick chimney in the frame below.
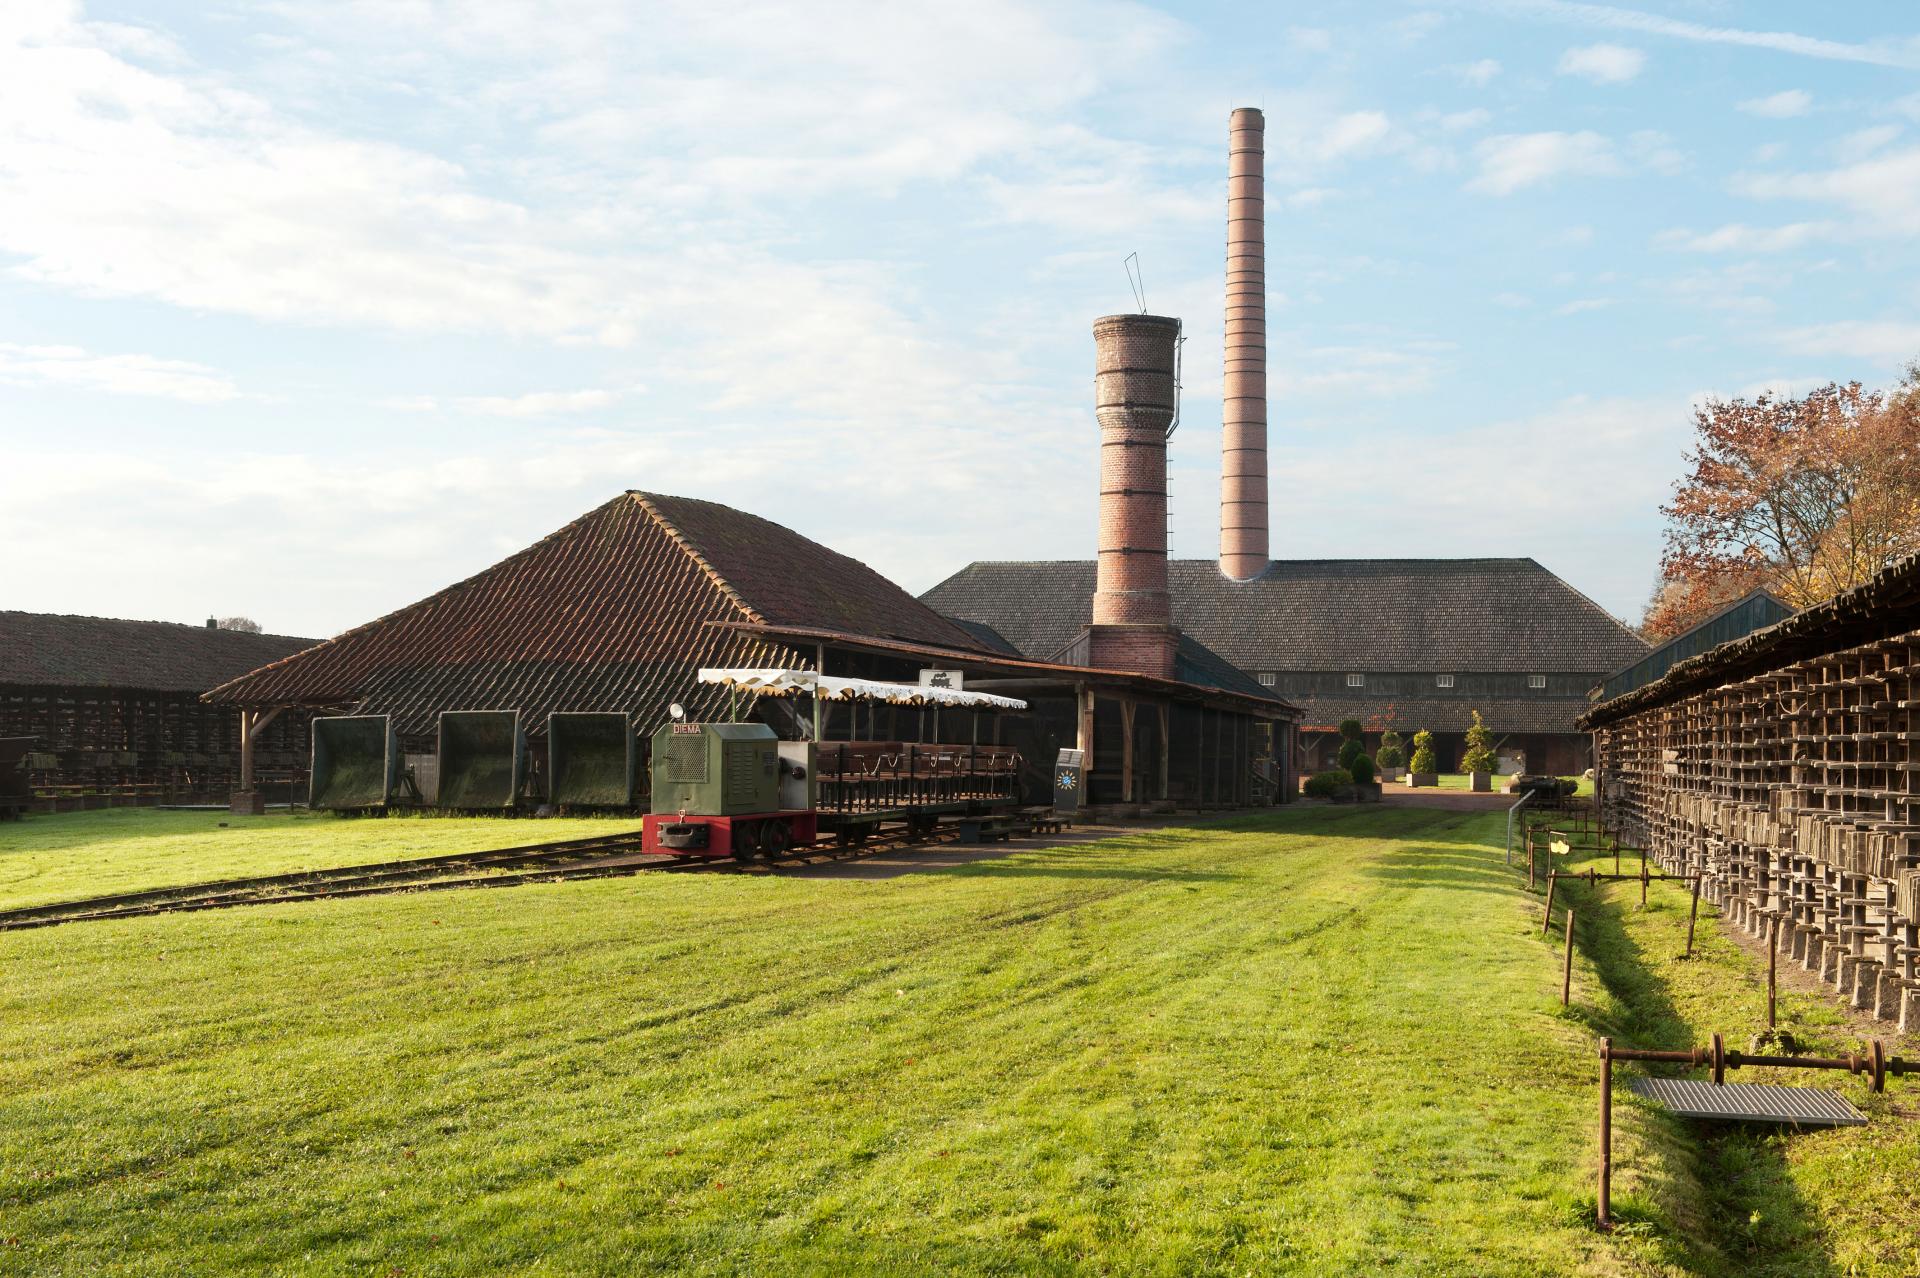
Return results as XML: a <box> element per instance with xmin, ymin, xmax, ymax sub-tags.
<box><xmin>1220</xmin><ymin>106</ymin><xmax>1269</xmax><ymax>581</ymax></box>
<box><xmin>1087</xmin><ymin>312</ymin><xmax>1180</xmax><ymax>679</ymax></box>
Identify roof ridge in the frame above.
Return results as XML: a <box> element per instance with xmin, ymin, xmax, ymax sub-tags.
<box><xmin>630</xmin><ymin>492</ymin><xmax>767</xmax><ymax>625</ymax></box>
<box><xmin>0</xmin><ymin>609</ymin><xmax>312</xmax><ymax>642</ymax></box>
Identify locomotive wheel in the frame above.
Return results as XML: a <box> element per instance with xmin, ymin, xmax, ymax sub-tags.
<box><xmin>762</xmin><ymin>820</ymin><xmax>790</xmax><ymax>859</ymax></box>
<box><xmin>733</xmin><ymin>822</ymin><xmax>762</xmax><ymax>861</ymax></box>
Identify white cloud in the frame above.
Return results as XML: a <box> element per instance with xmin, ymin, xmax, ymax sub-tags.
<box><xmin>1492</xmin><ymin>291</ymin><xmax>1532</xmax><ymax>308</ymax></box>
<box><xmin>1738</xmin><ymin>90</ymin><xmax>1811</xmax><ymax>119</ymax></box>
<box><xmin>1267</xmin><ymin>342</ymin><xmax>1450</xmax><ymax>397</ymax></box>
<box><xmin>1835</xmin><ymin>125</ymin><xmax>1902</xmax><ymax>163</ymax></box>
<box><xmin>0</xmin><ymin>342</ymin><xmax>240</xmax><ymax>402</ymax></box>
<box><xmin>1654</xmin><ymin>222</ymin><xmax>1829</xmax><ymax>253</ymax></box>
<box><xmin>1552</xmin><ymin>297</ymin><xmax>1613</xmax><ymax>316</ymax></box>
<box><xmin>1737</xmin><ymin>146</ymin><xmax>1920</xmax><ymax>236</ymax></box>
<box><xmin>1438</xmin><ymin>108</ymin><xmax>1491</xmax><ymax>132</ymax></box>
<box><xmin>1288</xmin><ymin>26</ymin><xmax>1333</xmax><ymax>52</ymax></box>
<box><xmin>1455</xmin><ymin>58</ymin><xmax>1501</xmax><ymax>86</ymax></box>
<box><xmin>387</xmin><ymin>388</ymin><xmax>636</xmax><ymax>417</ymax></box>
<box><xmin>1557</xmin><ymin>43</ymin><xmax>1645</xmax><ymax>84</ymax></box>
<box><xmin>1773</xmin><ymin>320</ymin><xmax>1920</xmax><ymax>363</ymax></box>
<box><xmin>1469</xmin><ymin>130</ymin><xmax>1621</xmax><ymax>194</ymax></box>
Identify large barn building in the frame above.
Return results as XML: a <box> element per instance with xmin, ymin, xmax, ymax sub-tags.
<box><xmin>924</xmin><ymin>557</ymin><xmax>1646</xmax><ymax>777</ymax></box>
<box><xmin>206</xmin><ymin>491</ymin><xmax>1297</xmax><ymax>810</ymax></box>
<box><xmin>0</xmin><ymin>611</ymin><xmax>314</xmax><ymax>810</ymax></box>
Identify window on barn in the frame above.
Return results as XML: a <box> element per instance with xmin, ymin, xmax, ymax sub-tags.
<box><xmin>1436</xmin><ymin>674</ymin><xmax>1454</xmax><ymax>688</ymax></box>
<box><xmin>1346</xmin><ymin>673</ymin><xmax>1364</xmax><ymax>687</ymax></box>
<box><xmin>1258</xmin><ymin>672</ymin><xmax>1276</xmax><ymax>686</ymax></box>
<box><xmin>1528</xmin><ymin>674</ymin><xmax>1547</xmax><ymax>689</ymax></box>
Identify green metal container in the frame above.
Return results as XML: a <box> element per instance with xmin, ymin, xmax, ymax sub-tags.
<box><xmin>310</xmin><ymin>715</ymin><xmax>397</xmax><ymax>809</ymax></box>
<box><xmin>436</xmin><ymin>710</ymin><xmax>525</xmax><ymax>809</ymax></box>
<box><xmin>649</xmin><ymin>722</ymin><xmax>777</xmax><ymax>816</ymax></box>
<box><xmin>548</xmin><ymin>712</ymin><xmax>635</xmax><ymax>807</ymax></box>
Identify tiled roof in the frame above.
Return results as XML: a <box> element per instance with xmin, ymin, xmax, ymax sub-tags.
<box><xmin>1174</xmin><ymin>634</ymin><xmax>1287</xmax><ymax>703</ymax></box>
<box><xmin>0</xmin><ymin>612</ymin><xmax>313</xmax><ymax>693</ymax></box>
<box><xmin>1290</xmin><ymin>696</ymin><xmax>1587</xmax><ymax>736</ymax></box>
<box><xmin>1583</xmin><ymin>552</ymin><xmax>1920</xmax><ymax>728</ymax></box>
<box><xmin>922</xmin><ymin>558</ymin><xmax>1648</xmax><ymax>674</ymax></box>
<box><xmin>208</xmin><ymin>491</ymin><xmax>983</xmax><ymax>734</ymax></box>
<box><xmin>644</xmin><ymin>494</ymin><xmax>981</xmax><ymax>650</ymax></box>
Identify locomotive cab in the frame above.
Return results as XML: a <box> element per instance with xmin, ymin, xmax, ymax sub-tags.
<box><xmin>642</xmin><ymin>721</ymin><xmax>816</xmax><ymax>858</ymax></box>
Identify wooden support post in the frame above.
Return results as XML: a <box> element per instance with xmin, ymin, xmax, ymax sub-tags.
<box><xmin>1542</xmin><ymin>871</ymin><xmax>1558</xmax><ymax>935</ymax></box>
<box><xmin>1640</xmin><ymin>850</ymin><xmax>1648</xmax><ymax>908</ymax></box>
<box><xmin>1563</xmin><ymin>908</ymin><xmax>1576</xmax><ymax>1006</ymax></box>
<box><xmin>1597</xmin><ymin>1037</ymin><xmax>1613</xmax><ymax>1231</ymax></box>
<box><xmin>1527</xmin><ymin>829</ymin><xmax>1537</xmax><ymax>892</ymax></box>
<box><xmin>1156</xmin><ymin>703</ymin><xmax>1170</xmax><ymax>802</ymax></box>
<box><xmin>1686</xmin><ymin>872</ymin><xmax>1702</xmax><ymax>958</ymax></box>
<box><xmin>1120</xmin><ymin>699</ymin><xmax>1137</xmax><ymax>804</ymax></box>
<box><xmin>238</xmin><ymin>709</ymin><xmax>254</xmax><ymax>793</ymax></box>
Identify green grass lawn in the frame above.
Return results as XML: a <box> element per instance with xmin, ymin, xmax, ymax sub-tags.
<box><xmin>1533</xmin><ymin>831</ymin><xmax>1920</xmax><ymax>1278</ymax></box>
<box><xmin>0</xmin><ymin>809</ymin><xmax>647</xmax><ymax>911</ymax></box>
<box><xmin>0</xmin><ymin>806</ymin><xmax>1905</xmax><ymax>1275</ymax></box>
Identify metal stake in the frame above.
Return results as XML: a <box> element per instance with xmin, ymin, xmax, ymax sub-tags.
<box><xmin>1563</xmin><ymin>908</ymin><xmax>1576</xmax><ymax>1006</ymax></box>
<box><xmin>1598</xmin><ymin>1036</ymin><xmax>1613</xmax><ymax>1231</ymax></box>
<box><xmin>1686</xmin><ymin>873</ymin><xmax>1701</xmax><ymax>957</ymax></box>
<box><xmin>1768</xmin><ymin>915</ymin><xmax>1779</xmax><ymax>1031</ymax></box>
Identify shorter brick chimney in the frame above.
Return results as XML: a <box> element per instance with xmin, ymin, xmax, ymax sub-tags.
<box><xmin>1086</xmin><ymin>313</ymin><xmax>1180</xmax><ymax>679</ymax></box>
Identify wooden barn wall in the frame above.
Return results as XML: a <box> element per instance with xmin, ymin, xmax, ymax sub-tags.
<box><xmin>0</xmin><ymin>683</ymin><xmax>310</xmax><ymax>809</ymax></box>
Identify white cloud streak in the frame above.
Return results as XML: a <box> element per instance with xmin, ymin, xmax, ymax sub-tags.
<box><xmin>1490</xmin><ymin>1</ymin><xmax>1920</xmax><ymax>70</ymax></box>
<box><xmin>1738</xmin><ymin>89</ymin><xmax>1811</xmax><ymax>119</ymax></box>
<box><xmin>1469</xmin><ymin>130</ymin><xmax>1622</xmax><ymax>194</ymax></box>
<box><xmin>0</xmin><ymin>342</ymin><xmax>240</xmax><ymax>402</ymax></box>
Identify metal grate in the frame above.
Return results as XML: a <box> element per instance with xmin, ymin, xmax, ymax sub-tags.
<box><xmin>661</xmin><ymin>735</ymin><xmax>707</xmax><ymax>784</ymax></box>
<box><xmin>1628</xmin><ymin>1077</ymin><xmax>1866</xmax><ymax>1127</ymax></box>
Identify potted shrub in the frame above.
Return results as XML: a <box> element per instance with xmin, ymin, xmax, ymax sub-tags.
<box><xmin>1376</xmin><ymin>730</ymin><xmax>1405</xmax><ymax>782</ymax></box>
<box><xmin>1303</xmin><ymin>769</ymin><xmax>1356</xmax><ymax>802</ymax></box>
<box><xmin>1335</xmin><ymin>718</ymin><xmax>1365</xmax><ymax>773</ymax></box>
<box><xmin>1461</xmin><ymin>709</ymin><xmax>1497</xmax><ymax>792</ymax></box>
<box><xmin>1348</xmin><ymin>752</ymin><xmax>1380</xmax><ymax>801</ymax></box>
<box><xmin>1407</xmin><ymin>729</ymin><xmax>1438</xmax><ymax>787</ymax></box>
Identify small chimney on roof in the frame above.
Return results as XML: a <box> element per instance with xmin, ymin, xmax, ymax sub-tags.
<box><xmin>206</xmin><ymin>617</ymin><xmax>218</xmax><ymax>629</ymax></box>
<box><xmin>1220</xmin><ymin>106</ymin><xmax>1269</xmax><ymax>581</ymax></box>
<box><xmin>1086</xmin><ymin>312</ymin><xmax>1181</xmax><ymax>678</ymax></box>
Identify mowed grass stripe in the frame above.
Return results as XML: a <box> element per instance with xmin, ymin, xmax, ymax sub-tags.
<box><xmin>2</xmin><ymin>807</ymin><xmax>1664</xmax><ymax>1276</ymax></box>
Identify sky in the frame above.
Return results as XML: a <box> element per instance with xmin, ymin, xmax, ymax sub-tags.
<box><xmin>3</xmin><ymin>1</ymin><xmax>1920</xmax><ymax>640</ymax></box>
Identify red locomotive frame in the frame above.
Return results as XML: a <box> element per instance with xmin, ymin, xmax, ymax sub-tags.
<box><xmin>642</xmin><ymin>810</ymin><xmax>819</xmax><ymax>859</ymax></box>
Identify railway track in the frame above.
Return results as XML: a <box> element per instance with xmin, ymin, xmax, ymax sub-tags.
<box><xmin>0</xmin><ymin>825</ymin><xmax>964</xmax><ymax>932</ymax></box>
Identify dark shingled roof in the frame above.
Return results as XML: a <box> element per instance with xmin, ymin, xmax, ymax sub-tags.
<box><xmin>1582</xmin><ymin>552</ymin><xmax>1920</xmax><ymax>729</ymax></box>
<box><xmin>0</xmin><ymin>611</ymin><xmax>314</xmax><ymax>693</ymax></box>
<box><xmin>922</xmin><ymin>558</ymin><xmax>1648</xmax><ymax>674</ymax></box>
<box><xmin>206</xmin><ymin>492</ymin><xmax>985</xmax><ymax>736</ymax></box>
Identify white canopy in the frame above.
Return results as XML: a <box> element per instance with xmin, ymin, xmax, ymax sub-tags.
<box><xmin>696</xmin><ymin>668</ymin><xmax>1026</xmax><ymax>711</ymax></box>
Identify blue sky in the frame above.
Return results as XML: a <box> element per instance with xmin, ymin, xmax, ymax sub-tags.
<box><xmin>3</xmin><ymin>1</ymin><xmax>1919</xmax><ymax>639</ymax></box>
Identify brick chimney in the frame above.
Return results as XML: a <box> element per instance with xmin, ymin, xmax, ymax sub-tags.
<box><xmin>1220</xmin><ymin>106</ymin><xmax>1269</xmax><ymax>581</ymax></box>
<box><xmin>1087</xmin><ymin>312</ymin><xmax>1180</xmax><ymax>679</ymax></box>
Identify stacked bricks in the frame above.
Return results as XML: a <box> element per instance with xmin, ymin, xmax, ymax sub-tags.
<box><xmin>1219</xmin><ymin>106</ymin><xmax>1268</xmax><ymax>581</ymax></box>
<box><xmin>1089</xmin><ymin>313</ymin><xmax>1181</xmax><ymax>679</ymax></box>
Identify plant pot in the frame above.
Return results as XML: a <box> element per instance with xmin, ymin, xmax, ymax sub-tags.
<box><xmin>1470</xmin><ymin>771</ymin><xmax>1492</xmax><ymax>792</ymax></box>
<box><xmin>1408</xmin><ymin>773</ymin><xmax>1438</xmax><ymax>788</ymax></box>
<box><xmin>1381</xmin><ymin>766</ymin><xmax>1403</xmax><ymax>782</ymax></box>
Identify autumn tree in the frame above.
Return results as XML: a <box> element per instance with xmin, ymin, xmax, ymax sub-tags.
<box><xmin>216</xmin><ymin>616</ymin><xmax>263</xmax><ymax>633</ymax></box>
<box><xmin>1644</xmin><ymin>380</ymin><xmax>1920</xmax><ymax>640</ymax></box>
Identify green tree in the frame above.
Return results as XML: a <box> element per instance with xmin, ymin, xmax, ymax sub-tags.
<box><xmin>1376</xmin><ymin>730</ymin><xmax>1405</xmax><ymax>769</ymax></box>
<box><xmin>1460</xmin><ymin>710</ymin><xmax>1497</xmax><ymax>774</ymax></box>
<box><xmin>1409</xmin><ymin>729</ymin><xmax>1437</xmax><ymax>774</ymax></box>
